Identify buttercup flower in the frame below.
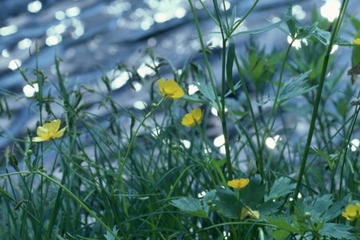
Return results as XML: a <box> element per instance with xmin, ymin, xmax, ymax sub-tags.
<box><xmin>181</xmin><ymin>108</ymin><xmax>203</xmax><ymax>126</ymax></box>
<box><xmin>227</xmin><ymin>178</ymin><xmax>250</xmax><ymax>189</ymax></box>
<box><xmin>342</xmin><ymin>203</ymin><xmax>360</xmax><ymax>221</ymax></box>
<box><xmin>354</xmin><ymin>38</ymin><xmax>360</xmax><ymax>45</ymax></box>
<box><xmin>32</xmin><ymin>119</ymin><xmax>67</xmax><ymax>142</ymax></box>
<box><xmin>240</xmin><ymin>206</ymin><xmax>260</xmax><ymax>220</ymax></box>
<box><xmin>158</xmin><ymin>78</ymin><xmax>184</xmax><ymax>99</ymax></box>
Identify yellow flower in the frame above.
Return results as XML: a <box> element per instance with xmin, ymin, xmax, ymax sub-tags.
<box><xmin>354</xmin><ymin>38</ymin><xmax>360</xmax><ymax>45</ymax></box>
<box><xmin>240</xmin><ymin>206</ymin><xmax>260</xmax><ymax>220</ymax></box>
<box><xmin>227</xmin><ymin>178</ymin><xmax>250</xmax><ymax>189</ymax></box>
<box><xmin>32</xmin><ymin>119</ymin><xmax>67</xmax><ymax>142</ymax></box>
<box><xmin>181</xmin><ymin>108</ymin><xmax>203</xmax><ymax>126</ymax></box>
<box><xmin>342</xmin><ymin>204</ymin><xmax>359</xmax><ymax>221</ymax></box>
<box><xmin>158</xmin><ymin>78</ymin><xmax>184</xmax><ymax>99</ymax></box>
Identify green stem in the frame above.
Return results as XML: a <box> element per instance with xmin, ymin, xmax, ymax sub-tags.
<box><xmin>110</xmin><ymin>97</ymin><xmax>166</xmax><ymax>216</ymax></box>
<box><xmin>216</xmin><ymin>1</ymin><xmax>234</xmax><ymax>179</ymax></box>
<box><xmin>36</xmin><ymin>170</ymin><xmax>120</xmax><ymax>240</ymax></box>
<box><xmin>234</xmin><ymin>57</ymin><xmax>264</xmax><ymax>179</ymax></box>
<box><xmin>188</xmin><ymin>0</ymin><xmax>233</xmax><ymax>178</ymax></box>
<box><xmin>294</xmin><ymin>0</ymin><xmax>349</xmax><ymax>198</ymax></box>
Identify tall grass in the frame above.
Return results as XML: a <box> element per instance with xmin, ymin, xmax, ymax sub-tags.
<box><xmin>1</xmin><ymin>0</ymin><xmax>360</xmax><ymax>239</ymax></box>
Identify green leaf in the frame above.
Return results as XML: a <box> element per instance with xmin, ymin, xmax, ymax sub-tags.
<box><xmin>266</xmin><ymin>215</ymin><xmax>301</xmax><ymax>234</ymax></box>
<box><xmin>350</xmin><ymin>23</ymin><xmax>360</xmax><ymax>83</ymax></box>
<box><xmin>214</xmin><ymin>187</ymin><xmax>242</xmax><ymax>219</ymax></box>
<box><xmin>226</xmin><ymin>37</ymin><xmax>236</xmax><ymax>95</ymax></box>
<box><xmin>271</xmin><ymin>229</ymin><xmax>290</xmax><ymax>240</ymax></box>
<box><xmin>296</xmin><ymin>22</ymin><xmax>318</xmax><ymax>40</ymax></box>
<box><xmin>229</xmin><ymin>5</ymin><xmax>237</xmax><ymax>31</ymax></box>
<box><xmin>181</xmin><ymin>95</ymin><xmax>210</xmax><ymax>104</ymax></box>
<box><xmin>318</xmin><ymin>223</ymin><xmax>356</xmax><ymax>240</ymax></box>
<box><xmin>241</xmin><ymin>175</ymin><xmax>266</xmax><ymax>207</ymax></box>
<box><xmin>322</xmin><ymin>194</ymin><xmax>349</xmax><ymax>221</ymax></box>
<box><xmin>203</xmin><ymin>189</ymin><xmax>217</xmax><ymax>215</ymax></box>
<box><xmin>276</xmin><ymin>70</ymin><xmax>317</xmax><ymax>105</ymax></box>
<box><xmin>266</xmin><ymin>177</ymin><xmax>296</xmax><ymax>201</ymax></box>
<box><xmin>171</xmin><ymin>195</ymin><xmax>207</xmax><ymax>218</ymax></box>
<box><xmin>233</xmin><ymin>15</ymin><xmax>292</xmax><ymax>36</ymax></box>
<box><xmin>104</xmin><ymin>227</ymin><xmax>118</xmax><ymax>240</ymax></box>
<box><xmin>301</xmin><ymin>194</ymin><xmax>333</xmax><ymax>221</ymax></box>
<box><xmin>309</xmin><ymin>28</ymin><xmax>331</xmax><ymax>46</ymax></box>
<box><xmin>285</xmin><ymin>5</ymin><xmax>297</xmax><ymax>37</ymax></box>
<box><xmin>195</xmin><ymin>69</ymin><xmax>218</xmax><ymax>111</ymax></box>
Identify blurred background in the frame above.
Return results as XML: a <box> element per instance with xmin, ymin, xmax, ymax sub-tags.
<box><xmin>0</xmin><ymin>0</ymin><xmax>358</xmax><ymax>156</ymax></box>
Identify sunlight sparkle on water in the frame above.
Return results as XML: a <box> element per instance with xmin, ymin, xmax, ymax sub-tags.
<box><xmin>292</xmin><ymin>5</ymin><xmax>306</xmax><ymax>20</ymax></box>
<box><xmin>133</xmin><ymin>101</ymin><xmax>147</xmax><ymax>110</ymax></box>
<box><xmin>287</xmin><ymin>36</ymin><xmax>308</xmax><ymax>50</ymax></box>
<box><xmin>46</xmin><ymin>35</ymin><xmax>62</xmax><ymax>46</ymax></box>
<box><xmin>350</xmin><ymin>138</ymin><xmax>360</xmax><ymax>152</ymax></box>
<box><xmin>55</xmin><ymin>11</ymin><xmax>66</xmax><ymax>20</ymax></box>
<box><xmin>8</xmin><ymin>59</ymin><xmax>22</xmax><ymax>70</ymax></box>
<box><xmin>181</xmin><ymin>139</ymin><xmax>191</xmax><ymax>149</ymax></box>
<box><xmin>2</xmin><ymin>49</ymin><xmax>10</xmax><ymax>57</ymax></box>
<box><xmin>66</xmin><ymin>7</ymin><xmax>81</xmax><ymax>18</ymax></box>
<box><xmin>188</xmin><ymin>84</ymin><xmax>199</xmax><ymax>95</ymax></box>
<box><xmin>18</xmin><ymin>38</ymin><xmax>32</xmax><ymax>49</ymax></box>
<box><xmin>320</xmin><ymin>0</ymin><xmax>340</xmax><ymax>22</ymax></box>
<box><xmin>23</xmin><ymin>83</ymin><xmax>39</xmax><ymax>98</ymax></box>
<box><xmin>110</xmin><ymin>71</ymin><xmax>131</xmax><ymax>90</ymax></box>
<box><xmin>27</xmin><ymin>1</ymin><xmax>42</xmax><ymax>13</ymax></box>
<box><xmin>0</xmin><ymin>25</ymin><xmax>18</xmax><ymax>36</ymax></box>
<box><xmin>265</xmin><ymin>135</ymin><xmax>280</xmax><ymax>150</ymax></box>
<box><xmin>137</xmin><ymin>61</ymin><xmax>157</xmax><ymax>78</ymax></box>
<box><xmin>132</xmin><ymin>81</ymin><xmax>142</xmax><ymax>92</ymax></box>
<box><xmin>214</xmin><ymin>135</ymin><xmax>225</xmax><ymax>147</ymax></box>
<box><xmin>211</xmin><ymin>107</ymin><xmax>227</xmax><ymax>116</ymax></box>
<box><xmin>220</xmin><ymin>1</ymin><xmax>230</xmax><ymax>11</ymax></box>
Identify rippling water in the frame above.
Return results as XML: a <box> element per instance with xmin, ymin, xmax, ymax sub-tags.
<box><xmin>0</xmin><ymin>0</ymin><xmax>358</xmax><ymax>162</ymax></box>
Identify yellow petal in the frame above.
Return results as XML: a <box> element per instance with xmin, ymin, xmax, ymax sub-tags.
<box><xmin>240</xmin><ymin>206</ymin><xmax>260</xmax><ymax>220</ymax></box>
<box><xmin>32</xmin><ymin>119</ymin><xmax>66</xmax><ymax>142</ymax></box>
<box><xmin>182</xmin><ymin>108</ymin><xmax>203</xmax><ymax>127</ymax></box>
<box><xmin>164</xmin><ymin>80</ymin><xmax>184</xmax><ymax>99</ymax></box>
<box><xmin>342</xmin><ymin>205</ymin><xmax>358</xmax><ymax>221</ymax></box>
<box><xmin>32</xmin><ymin>136</ymin><xmax>46</xmax><ymax>142</ymax></box>
<box><xmin>36</xmin><ymin>126</ymin><xmax>49</xmax><ymax>137</ymax></box>
<box><xmin>46</xmin><ymin>119</ymin><xmax>61</xmax><ymax>134</ymax></box>
<box><xmin>158</xmin><ymin>78</ymin><xmax>166</xmax><ymax>96</ymax></box>
<box><xmin>182</xmin><ymin>113</ymin><xmax>195</xmax><ymax>126</ymax></box>
<box><xmin>170</xmin><ymin>88</ymin><xmax>184</xmax><ymax>99</ymax></box>
<box><xmin>228</xmin><ymin>178</ymin><xmax>250</xmax><ymax>189</ymax></box>
<box><xmin>157</xmin><ymin>79</ymin><xmax>184</xmax><ymax>99</ymax></box>
<box><xmin>355</xmin><ymin>202</ymin><xmax>360</xmax><ymax>211</ymax></box>
<box><xmin>53</xmin><ymin>126</ymin><xmax>67</xmax><ymax>139</ymax></box>
<box><xmin>354</xmin><ymin>38</ymin><xmax>360</xmax><ymax>45</ymax></box>
<box><xmin>191</xmin><ymin>108</ymin><xmax>203</xmax><ymax>123</ymax></box>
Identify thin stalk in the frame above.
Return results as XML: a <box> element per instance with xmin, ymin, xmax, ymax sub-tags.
<box><xmin>338</xmin><ymin>105</ymin><xmax>360</xmax><ymax>196</ymax></box>
<box><xmin>294</xmin><ymin>0</ymin><xmax>349</xmax><ymax>198</ymax></box>
<box><xmin>214</xmin><ymin>0</ymin><xmax>234</xmax><ymax>179</ymax></box>
<box><xmin>234</xmin><ymin>57</ymin><xmax>264</xmax><ymax>179</ymax></box>
<box><xmin>110</xmin><ymin>97</ymin><xmax>166</xmax><ymax>215</ymax></box>
<box><xmin>188</xmin><ymin>0</ymin><xmax>231</xmax><ymax>177</ymax></box>
<box><xmin>36</xmin><ymin>170</ymin><xmax>120</xmax><ymax>240</ymax></box>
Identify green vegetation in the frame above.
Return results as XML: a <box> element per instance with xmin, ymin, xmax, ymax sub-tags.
<box><xmin>1</xmin><ymin>0</ymin><xmax>360</xmax><ymax>239</ymax></box>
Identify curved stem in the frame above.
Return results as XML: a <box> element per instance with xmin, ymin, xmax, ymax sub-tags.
<box><xmin>294</xmin><ymin>0</ymin><xmax>349</xmax><ymax>198</ymax></box>
<box><xmin>36</xmin><ymin>170</ymin><xmax>120</xmax><ymax>240</ymax></box>
<box><xmin>110</xmin><ymin>96</ymin><xmax>165</xmax><ymax>222</ymax></box>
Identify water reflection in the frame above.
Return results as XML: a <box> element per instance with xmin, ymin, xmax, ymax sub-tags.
<box><xmin>23</xmin><ymin>83</ymin><xmax>39</xmax><ymax>98</ymax></box>
<box><xmin>320</xmin><ymin>0</ymin><xmax>341</xmax><ymax>22</ymax></box>
<box><xmin>27</xmin><ymin>0</ymin><xmax>42</xmax><ymax>13</ymax></box>
<box><xmin>0</xmin><ymin>25</ymin><xmax>17</xmax><ymax>36</ymax></box>
<box><xmin>8</xmin><ymin>59</ymin><xmax>22</xmax><ymax>70</ymax></box>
